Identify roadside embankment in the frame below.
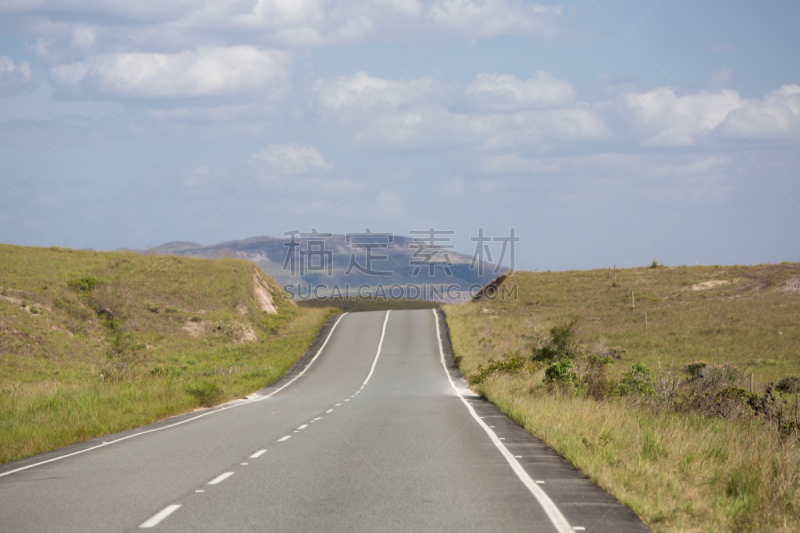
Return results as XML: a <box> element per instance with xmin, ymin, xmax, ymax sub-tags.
<box><xmin>443</xmin><ymin>263</ymin><xmax>800</xmax><ymax>533</ymax></box>
<box><xmin>0</xmin><ymin>244</ymin><xmax>335</xmax><ymax>463</ymax></box>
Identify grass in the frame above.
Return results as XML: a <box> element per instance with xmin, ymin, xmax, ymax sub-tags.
<box><xmin>0</xmin><ymin>244</ymin><xmax>335</xmax><ymax>464</ymax></box>
<box><xmin>443</xmin><ymin>263</ymin><xmax>800</xmax><ymax>533</ymax></box>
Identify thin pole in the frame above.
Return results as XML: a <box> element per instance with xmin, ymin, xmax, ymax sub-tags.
<box><xmin>645</xmin><ymin>312</ymin><xmax>648</xmax><ymax>328</ymax></box>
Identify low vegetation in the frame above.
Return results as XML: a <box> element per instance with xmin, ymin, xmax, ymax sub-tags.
<box><xmin>444</xmin><ymin>263</ymin><xmax>800</xmax><ymax>533</ymax></box>
<box><xmin>0</xmin><ymin>244</ymin><xmax>334</xmax><ymax>464</ymax></box>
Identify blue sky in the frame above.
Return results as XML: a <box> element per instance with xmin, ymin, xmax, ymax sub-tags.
<box><xmin>1</xmin><ymin>0</ymin><xmax>798</xmax><ymax>271</ymax></box>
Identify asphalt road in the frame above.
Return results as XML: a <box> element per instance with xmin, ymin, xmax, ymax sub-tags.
<box><xmin>0</xmin><ymin>309</ymin><xmax>647</xmax><ymax>532</ymax></box>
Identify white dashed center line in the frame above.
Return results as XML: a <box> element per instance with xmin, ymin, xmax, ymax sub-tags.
<box><xmin>139</xmin><ymin>504</ymin><xmax>181</xmax><ymax>528</ymax></box>
<box><xmin>326</xmin><ymin>409</ymin><xmax>334</xmax><ymax>413</ymax></box>
<box><xmin>296</xmin><ymin>424</ymin><xmax>308</xmax><ymax>430</ymax></box>
<box><xmin>278</xmin><ymin>435</ymin><xmax>291</xmax><ymax>442</ymax></box>
<box><xmin>335</xmin><ymin>403</ymin><xmax>342</xmax><ymax>406</ymax></box>
<box><xmin>250</xmin><ymin>450</ymin><xmax>267</xmax><ymax>458</ymax></box>
<box><xmin>312</xmin><ymin>417</ymin><xmax>322</xmax><ymax>421</ymax></box>
<box><xmin>207</xmin><ymin>472</ymin><xmax>234</xmax><ymax>485</ymax></box>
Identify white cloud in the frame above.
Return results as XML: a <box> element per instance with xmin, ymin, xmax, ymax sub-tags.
<box><xmin>0</xmin><ymin>56</ymin><xmax>33</xmax><ymax>93</ymax></box>
<box><xmin>722</xmin><ymin>84</ymin><xmax>800</xmax><ymax>139</ymax></box>
<box><xmin>371</xmin><ymin>190</ymin><xmax>405</xmax><ymax>218</ymax></box>
<box><xmin>252</xmin><ymin>144</ymin><xmax>334</xmax><ymax>174</ymax></box>
<box><xmin>420</xmin><ymin>0</ymin><xmax>562</xmax><ymax>41</ymax></box>
<box><xmin>463</xmin><ymin>72</ymin><xmax>574</xmax><ymax>113</ymax></box>
<box><xmin>615</xmin><ymin>87</ymin><xmax>746</xmax><ymax>146</ymax></box>
<box><xmin>50</xmin><ymin>46</ymin><xmax>290</xmax><ymax>98</ymax></box>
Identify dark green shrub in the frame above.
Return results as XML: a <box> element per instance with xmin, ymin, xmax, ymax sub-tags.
<box><xmin>776</xmin><ymin>375</ymin><xmax>800</xmax><ymax>394</ymax></box>
<box><xmin>532</xmin><ymin>319</ymin><xmax>580</xmax><ymax>363</ymax></box>
<box><xmin>67</xmin><ymin>276</ymin><xmax>99</xmax><ymax>293</ymax></box>
<box><xmin>543</xmin><ymin>360</ymin><xmax>578</xmax><ymax>385</ymax></box>
<box><xmin>619</xmin><ymin>362</ymin><xmax>655</xmax><ymax>396</ymax></box>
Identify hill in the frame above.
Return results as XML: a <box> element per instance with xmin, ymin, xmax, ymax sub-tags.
<box><xmin>147</xmin><ymin>234</ymin><xmax>505</xmax><ymax>301</ymax></box>
<box><xmin>0</xmin><ymin>244</ymin><xmax>333</xmax><ymax>463</ymax></box>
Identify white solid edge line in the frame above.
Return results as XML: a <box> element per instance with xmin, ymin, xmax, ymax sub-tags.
<box><xmin>362</xmin><ymin>310</ymin><xmax>390</xmax><ymax>386</ymax></box>
<box><xmin>432</xmin><ymin>309</ymin><xmax>573</xmax><ymax>533</ymax></box>
<box><xmin>139</xmin><ymin>504</ymin><xmax>181</xmax><ymax>528</ymax></box>
<box><xmin>0</xmin><ymin>313</ymin><xmax>349</xmax><ymax>479</ymax></box>
<box><xmin>207</xmin><ymin>472</ymin><xmax>234</xmax><ymax>485</ymax></box>
<box><xmin>250</xmin><ymin>450</ymin><xmax>267</xmax><ymax>458</ymax></box>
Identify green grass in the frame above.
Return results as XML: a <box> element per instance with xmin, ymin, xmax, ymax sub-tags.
<box><xmin>443</xmin><ymin>263</ymin><xmax>800</xmax><ymax>533</ymax></box>
<box><xmin>0</xmin><ymin>244</ymin><xmax>335</xmax><ymax>464</ymax></box>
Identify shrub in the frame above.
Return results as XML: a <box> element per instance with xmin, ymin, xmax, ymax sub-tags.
<box><xmin>532</xmin><ymin>319</ymin><xmax>580</xmax><ymax>363</ymax></box>
<box><xmin>776</xmin><ymin>376</ymin><xmax>800</xmax><ymax>394</ymax></box>
<box><xmin>584</xmin><ymin>354</ymin><xmax>613</xmax><ymax>400</ymax></box>
<box><xmin>543</xmin><ymin>360</ymin><xmax>578</xmax><ymax>386</ymax></box>
<box><xmin>619</xmin><ymin>362</ymin><xmax>655</xmax><ymax>397</ymax></box>
<box><xmin>67</xmin><ymin>276</ymin><xmax>99</xmax><ymax>293</ymax></box>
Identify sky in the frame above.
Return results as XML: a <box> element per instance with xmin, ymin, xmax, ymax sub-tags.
<box><xmin>0</xmin><ymin>0</ymin><xmax>798</xmax><ymax>272</ymax></box>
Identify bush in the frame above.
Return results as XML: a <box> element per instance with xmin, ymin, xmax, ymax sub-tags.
<box><xmin>544</xmin><ymin>360</ymin><xmax>578</xmax><ymax>386</ymax></box>
<box><xmin>532</xmin><ymin>319</ymin><xmax>580</xmax><ymax>363</ymax></box>
<box><xmin>67</xmin><ymin>276</ymin><xmax>99</xmax><ymax>293</ymax></box>
<box><xmin>619</xmin><ymin>362</ymin><xmax>655</xmax><ymax>397</ymax></box>
<box><xmin>776</xmin><ymin>376</ymin><xmax>800</xmax><ymax>394</ymax></box>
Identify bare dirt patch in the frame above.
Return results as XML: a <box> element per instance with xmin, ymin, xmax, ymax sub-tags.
<box><xmin>690</xmin><ymin>280</ymin><xmax>731</xmax><ymax>290</ymax></box>
<box><xmin>253</xmin><ymin>273</ymin><xmax>278</xmax><ymax>314</ymax></box>
<box><xmin>781</xmin><ymin>276</ymin><xmax>800</xmax><ymax>295</ymax></box>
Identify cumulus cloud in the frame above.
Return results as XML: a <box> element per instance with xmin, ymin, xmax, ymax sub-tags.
<box><xmin>614</xmin><ymin>87</ymin><xmax>746</xmax><ymax>146</ymax></box>
<box><xmin>50</xmin><ymin>46</ymin><xmax>290</xmax><ymax>98</ymax></box>
<box><xmin>252</xmin><ymin>144</ymin><xmax>334</xmax><ymax>174</ymax></box>
<box><xmin>0</xmin><ymin>56</ymin><xmax>34</xmax><ymax>93</ymax></box>
<box><xmin>722</xmin><ymin>84</ymin><xmax>800</xmax><ymax>139</ymax></box>
<box><xmin>463</xmin><ymin>72</ymin><xmax>574</xmax><ymax>113</ymax></box>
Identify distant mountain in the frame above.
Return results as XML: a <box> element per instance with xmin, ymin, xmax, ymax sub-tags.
<box><xmin>147</xmin><ymin>234</ymin><xmax>506</xmax><ymax>301</ymax></box>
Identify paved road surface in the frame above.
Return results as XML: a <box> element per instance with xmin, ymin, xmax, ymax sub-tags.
<box><xmin>0</xmin><ymin>309</ymin><xmax>647</xmax><ymax>532</ymax></box>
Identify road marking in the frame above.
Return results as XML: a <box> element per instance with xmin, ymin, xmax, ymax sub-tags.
<box><xmin>326</xmin><ymin>409</ymin><xmax>334</xmax><ymax>413</ymax></box>
<box><xmin>195</xmin><ymin>490</ymin><xmax>204</xmax><ymax>493</ymax></box>
<box><xmin>278</xmin><ymin>435</ymin><xmax>291</xmax><ymax>442</ymax></box>
<box><xmin>335</xmin><ymin>403</ymin><xmax>342</xmax><ymax>406</ymax></box>
<box><xmin>515</xmin><ymin>456</ymin><xmax>522</xmax><ymax>458</ymax></box>
<box><xmin>250</xmin><ymin>450</ymin><xmax>267</xmax><ymax>458</ymax></box>
<box><xmin>432</xmin><ymin>309</ymin><xmax>573</xmax><ymax>533</ymax></box>
<box><xmin>573</xmin><ymin>527</ymin><xmax>585</xmax><ymax>531</ymax></box>
<box><xmin>344</xmin><ymin>399</ymin><xmax>350</xmax><ymax>402</ymax></box>
<box><xmin>312</xmin><ymin>417</ymin><xmax>322</xmax><ymax>421</ymax></box>
<box><xmin>0</xmin><ymin>313</ymin><xmax>349</xmax><ymax>479</ymax></box>
<box><xmin>241</xmin><ymin>463</ymin><xmax>248</xmax><ymax>465</ymax></box>
<box><xmin>296</xmin><ymin>424</ymin><xmax>308</xmax><ymax>430</ymax></box>
<box><xmin>207</xmin><ymin>472</ymin><xmax>234</xmax><ymax>485</ymax></box>
<box><xmin>536</xmin><ymin>481</ymin><xmax>545</xmax><ymax>484</ymax></box>
<box><xmin>140</xmin><ymin>504</ymin><xmax>181</xmax><ymax>528</ymax></box>
<box><xmin>362</xmin><ymin>310</ymin><xmax>390</xmax><ymax>386</ymax></box>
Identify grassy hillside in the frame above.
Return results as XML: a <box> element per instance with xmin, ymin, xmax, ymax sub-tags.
<box><xmin>444</xmin><ymin>263</ymin><xmax>800</xmax><ymax>533</ymax></box>
<box><xmin>0</xmin><ymin>244</ymin><xmax>334</xmax><ymax>464</ymax></box>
